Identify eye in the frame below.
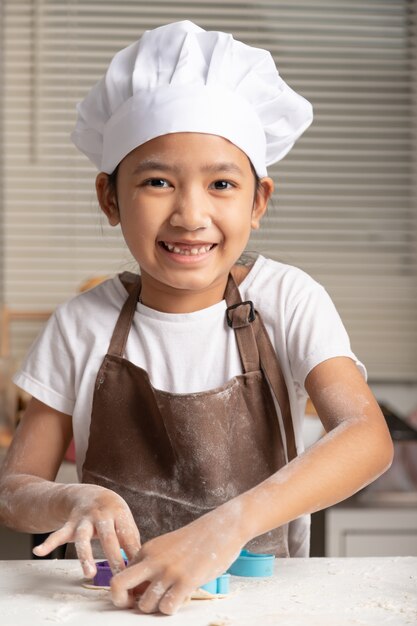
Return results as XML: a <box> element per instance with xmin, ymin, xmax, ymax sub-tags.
<box><xmin>211</xmin><ymin>180</ymin><xmax>234</xmax><ymax>190</ymax></box>
<box><xmin>143</xmin><ymin>178</ymin><xmax>170</xmax><ymax>188</ymax></box>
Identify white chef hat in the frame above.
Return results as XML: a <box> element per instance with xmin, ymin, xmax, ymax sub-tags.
<box><xmin>71</xmin><ymin>20</ymin><xmax>313</xmax><ymax>177</ymax></box>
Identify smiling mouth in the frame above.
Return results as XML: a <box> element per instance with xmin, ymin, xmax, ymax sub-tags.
<box><xmin>159</xmin><ymin>241</ymin><xmax>216</xmax><ymax>256</ymax></box>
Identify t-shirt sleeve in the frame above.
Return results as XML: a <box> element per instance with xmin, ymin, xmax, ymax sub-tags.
<box><xmin>13</xmin><ymin>308</ymin><xmax>76</xmax><ymax>415</ymax></box>
<box><xmin>286</xmin><ymin>282</ymin><xmax>366</xmax><ymax>389</ymax></box>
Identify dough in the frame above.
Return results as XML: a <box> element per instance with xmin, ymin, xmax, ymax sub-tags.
<box><xmin>188</xmin><ymin>588</ymin><xmax>229</xmax><ymax>600</ymax></box>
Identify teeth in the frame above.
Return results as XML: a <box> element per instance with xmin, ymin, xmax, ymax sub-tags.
<box><xmin>163</xmin><ymin>242</ymin><xmax>213</xmax><ymax>256</ymax></box>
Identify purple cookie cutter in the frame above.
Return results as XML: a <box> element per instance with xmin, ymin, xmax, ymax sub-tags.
<box><xmin>93</xmin><ymin>560</ymin><xmax>126</xmax><ymax>587</ymax></box>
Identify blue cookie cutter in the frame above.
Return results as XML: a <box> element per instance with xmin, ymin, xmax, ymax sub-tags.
<box><xmin>200</xmin><ymin>573</ymin><xmax>230</xmax><ymax>595</ymax></box>
<box><xmin>199</xmin><ymin>549</ymin><xmax>275</xmax><ymax>592</ymax></box>
<box><xmin>227</xmin><ymin>549</ymin><xmax>275</xmax><ymax>577</ymax></box>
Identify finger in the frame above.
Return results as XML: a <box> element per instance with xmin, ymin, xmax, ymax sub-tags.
<box><xmin>74</xmin><ymin>519</ymin><xmax>96</xmax><ymax>578</ymax></box>
<box><xmin>95</xmin><ymin>518</ymin><xmax>126</xmax><ymax>574</ymax></box>
<box><xmin>110</xmin><ymin>561</ymin><xmax>153</xmax><ymax>609</ymax></box>
<box><xmin>137</xmin><ymin>578</ymin><xmax>171</xmax><ymax>614</ymax></box>
<box><xmin>32</xmin><ymin>522</ymin><xmax>74</xmax><ymax>557</ymax></box>
<box><xmin>115</xmin><ymin>512</ymin><xmax>141</xmax><ymax>563</ymax></box>
<box><xmin>158</xmin><ymin>582</ymin><xmax>194</xmax><ymax>616</ymax></box>
<box><xmin>133</xmin><ymin>581</ymin><xmax>150</xmax><ymax>598</ymax></box>
<box><xmin>129</xmin><ymin>581</ymin><xmax>150</xmax><ymax>610</ymax></box>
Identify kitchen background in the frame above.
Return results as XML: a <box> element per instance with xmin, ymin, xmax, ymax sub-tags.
<box><xmin>0</xmin><ymin>0</ymin><xmax>416</xmax><ymax>558</ymax></box>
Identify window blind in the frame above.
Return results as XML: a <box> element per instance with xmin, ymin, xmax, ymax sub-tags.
<box><xmin>1</xmin><ymin>0</ymin><xmax>416</xmax><ymax>381</ymax></box>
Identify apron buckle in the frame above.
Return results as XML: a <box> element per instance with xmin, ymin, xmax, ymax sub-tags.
<box><xmin>226</xmin><ymin>300</ymin><xmax>256</xmax><ymax>328</ymax></box>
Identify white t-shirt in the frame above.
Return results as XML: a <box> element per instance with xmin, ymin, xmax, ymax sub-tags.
<box><xmin>14</xmin><ymin>254</ymin><xmax>365</xmax><ymax>556</ymax></box>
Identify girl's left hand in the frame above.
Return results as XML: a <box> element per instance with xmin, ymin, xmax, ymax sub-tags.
<box><xmin>110</xmin><ymin>502</ymin><xmax>246</xmax><ymax>615</ymax></box>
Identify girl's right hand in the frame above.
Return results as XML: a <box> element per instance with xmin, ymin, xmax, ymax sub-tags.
<box><xmin>32</xmin><ymin>484</ymin><xmax>141</xmax><ymax>578</ymax></box>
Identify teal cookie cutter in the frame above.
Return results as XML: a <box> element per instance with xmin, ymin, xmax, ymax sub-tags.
<box><xmin>200</xmin><ymin>573</ymin><xmax>230</xmax><ymax>595</ymax></box>
<box><xmin>199</xmin><ymin>549</ymin><xmax>275</xmax><ymax>593</ymax></box>
<box><xmin>227</xmin><ymin>549</ymin><xmax>275</xmax><ymax>577</ymax></box>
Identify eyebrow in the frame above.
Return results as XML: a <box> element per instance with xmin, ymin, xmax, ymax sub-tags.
<box><xmin>202</xmin><ymin>162</ymin><xmax>244</xmax><ymax>176</ymax></box>
<box><xmin>131</xmin><ymin>159</ymin><xmax>244</xmax><ymax>176</ymax></box>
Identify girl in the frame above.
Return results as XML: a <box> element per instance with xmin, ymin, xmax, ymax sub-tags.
<box><xmin>0</xmin><ymin>21</ymin><xmax>393</xmax><ymax>615</ymax></box>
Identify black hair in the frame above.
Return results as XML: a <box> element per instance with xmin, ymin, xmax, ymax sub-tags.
<box><xmin>249</xmin><ymin>161</ymin><xmax>263</xmax><ymax>201</ymax></box>
<box><xmin>107</xmin><ymin>164</ymin><xmax>119</xmax><ymax>196</ymax></box>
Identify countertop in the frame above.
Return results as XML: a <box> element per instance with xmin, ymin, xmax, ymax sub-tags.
<box><xmin>0</xmin><ymin>557</ymin><xmax>416</xmax><ymax>626</ymax></box>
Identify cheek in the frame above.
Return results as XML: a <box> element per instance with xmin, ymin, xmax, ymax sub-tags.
<box><xmin>226</xmin><ymin>204</ymin><xmax>254</xmax><ymax>235</ymax></box>
<box><xmin>119</xmin><ymin>200</ymin><xmax>155</xmax><ymax>232</ymax></box>
<box><xmin>218</xmin><ymin>196</ymin><xmax>253</xmax><ymax>224</ymax></box>
<box><xmin>119</xmin><ymin>209</ymin><xmax>166</xmax><ymax>262</ymax></box>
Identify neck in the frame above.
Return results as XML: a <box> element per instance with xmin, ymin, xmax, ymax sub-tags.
<box><xmin>138</xmin><ymin>272</ymin><xmax>230</xmax><ymax>313</ymax></box>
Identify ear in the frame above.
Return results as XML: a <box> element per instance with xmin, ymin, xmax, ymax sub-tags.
<box><xmin>96</xmin><ymin>172</ymin><xmax>120</xmax><ymax>226</ymax></box>
<box><xmin>251</xmin><ymin>177</ymin><xmax>274</xmax><ymax>230</ymax></box>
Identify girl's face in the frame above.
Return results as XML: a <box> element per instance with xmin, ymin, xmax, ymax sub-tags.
<box><xmin>97</xmin><ymin>133</ymin><xmax>273</xmax><ymax>312</ymax></box>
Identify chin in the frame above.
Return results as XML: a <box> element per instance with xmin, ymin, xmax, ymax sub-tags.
<box><xmin>168</xmin><ymin>278</ymin><xmax>216</xmax><ymax>292</ymax></box>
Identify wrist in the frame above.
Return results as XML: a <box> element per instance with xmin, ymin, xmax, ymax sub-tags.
<box><xmin>216</xmin><ymin>493</ymin><xmax>258</xmax><ymax>547</ymax></box>
<box><xmin>52</xmin><ymin>482</ymin><xmax>86</xmax><ymax>523</ymax></box>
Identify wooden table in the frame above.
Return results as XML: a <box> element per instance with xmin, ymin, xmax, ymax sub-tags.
<box><xmin>0</xmin><ymin>557</ymin><xmax>415</xmax><ymax>625</ymax></box>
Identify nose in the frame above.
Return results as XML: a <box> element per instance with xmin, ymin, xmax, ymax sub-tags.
<box><xmin>169</xmin><ymin>188</ymin><xmax>212</xmax><ymax>231</ymax></box>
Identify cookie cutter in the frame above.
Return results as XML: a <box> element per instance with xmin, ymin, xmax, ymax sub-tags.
<box><xmin>200</xmin><ymin>573</ymin><xmax>230</xmax><ymax>595</ymax></box>
<box><xmin>92</xmin><ymin>560</ymin><xmax>230</xmax><ymax>595</ymax></box>
<box><xmin>90</xmin><ymin>548</ymin><xmax>128</xmax><ymax>586</ymax></box>
<box><xmin>227</xmin><ymin>549</ymin><xmax>275</xmax><ymax>577</ymax></box>
<box><xmin>93</xmin><ymin>559</ymin><xmax>126</xmax><ymax>587</ymax></box>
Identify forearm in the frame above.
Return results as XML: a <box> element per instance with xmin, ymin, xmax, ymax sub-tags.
<box><xmin>0</xmin><ymin>473</ymin><xmax>79</xmax><ymax>533</ymax></box>
<box><xmin>0</xmin><ymin>398</ymin><xmax>77</xmax><ymax>533</ymax></box>
<box><xmin>224</xmin><ymin>416</ymin><xmax>393</xmax><ymax>543</ymax></box>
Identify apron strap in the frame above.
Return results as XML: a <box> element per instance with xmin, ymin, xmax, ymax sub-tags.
<box><xmin>225</xmin><ymin>272</ymin><xmax>297</xmax><ymax>462</ymax></box>
<box><xmin>224</xmin><ymin>274</ymin><xmax>261</xmax><ymax>373</ymax></box>
<box><xmin>254</xmin><ymin>314</ymin><xmax>297</xmax><ymax>461</ymax></box>
<box><xmin>108</xmin><ymin>272</ymin><xmax>142</xmax><ymax>357</ymax></box>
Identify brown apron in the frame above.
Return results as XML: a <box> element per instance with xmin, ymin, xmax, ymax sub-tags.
<box><xmin>81</xmin><ymin>270</ymin><xmax>297</xmax><ymax>557</ymax></box>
